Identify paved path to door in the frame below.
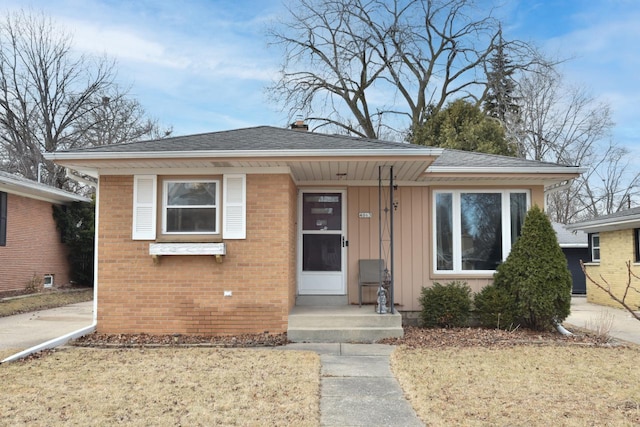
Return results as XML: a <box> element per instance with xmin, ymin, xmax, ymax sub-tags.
<box><xmin>284</xmin><ymin>343</ymin><xmax>424</xmax><ymax>427</ymax></box>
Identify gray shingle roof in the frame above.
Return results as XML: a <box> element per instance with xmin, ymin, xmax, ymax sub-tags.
<box><xmin>61</xmin><ymin>126</ymin><xmax>421</xmax><ymax>153</ymax></box>
<box><xmin>432</xmin><ymin>149</ymin><xmax>577</xmax><ymax>169</ymax></box>
<box><xmin>552</xmin><ymin>222</ymin><xmax>587</xmax><ymax>246</ymax></box>
<box><xmin>570</xmin><ymin>206</ymin><xmax>640</xmax><ymax>230</ymax></box>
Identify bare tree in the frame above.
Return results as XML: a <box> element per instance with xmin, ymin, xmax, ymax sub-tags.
<box><xmin>509</xmin><ymin>65</ymin><xmax>640</xmax><ymax>223</ymax></box>
<box><xmin>0</xmin><ymin>10</ymin><xmax>116</xmax><ymax>188</ymax></box>
<box><xmin>74</xmin><ymin>88</ymin><xmax>172</xmax><ymax>147</ymax></box>
<box><xmin>514</xmin><ymin>67</ymin><xmax>613</xmax><ymax>163</ymax></box>
<box><xmin>268</xmin><ymin>0</ymin><xmax>539</xmax><ymax>139</ymax></box>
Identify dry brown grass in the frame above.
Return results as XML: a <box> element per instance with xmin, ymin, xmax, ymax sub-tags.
<box><xmin>392</xmin><ymin>345</ymin><xmax>640</xmax><ymax>426</ymax></box>
<box><xmin>0</xmin><ymin>347</ymin><xmax>320</xmax><ymax>426</ymax></box>
<box><xmin>0</xmin><ymin>288</ymin><xmax>92</xmax><ymax>317</ymax></box>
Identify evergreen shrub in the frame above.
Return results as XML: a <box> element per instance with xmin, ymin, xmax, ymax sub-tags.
<box><xmin>473</xmin><ymin>284</ymin><xmax>516</xmax><ymax>330</ymax></box>
<box><xmin>492</xmin><ymin>205</ymin><xmax>572</xmax><ymax>330</ymax></box>
<box><xmin>419</xmin><ymin>281</ymin><xmax>472</xmax><ymax>328</ymax></box>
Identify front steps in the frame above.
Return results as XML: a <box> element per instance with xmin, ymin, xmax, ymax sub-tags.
<box><xmin>287</xmin><ymin>305</ymin><xmax>404</xmax><ymax>343</ymax></box>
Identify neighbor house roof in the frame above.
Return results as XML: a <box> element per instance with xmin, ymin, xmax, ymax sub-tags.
<box><xmin>44</xmin><ymin>126</ymin><xmax>584</xmax><ymax>187</ymax></box>
<box><xmin>0</xmin><ymin>171</ymin><xmax>90</xmax><ymax>204</ymax></box>
<box><xmin>552</xmin><ymin>222</ymin><xmax>588</xmax><ymax>248</ymax></box>
<box><xmin>568</xmin><ymin>207</ymin><xmax>640</xmax><ymax>233</ymax></box>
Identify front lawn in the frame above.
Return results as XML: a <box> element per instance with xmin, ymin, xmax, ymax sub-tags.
<box><xmin>0</xmin><ymin>347</ymin><xmax>320</xmax><ymax>426</ymax></box>
<box><xmin>392</xmin><ymin>340</ymin><xmax>640</xmax><ymax>426</ymax></box>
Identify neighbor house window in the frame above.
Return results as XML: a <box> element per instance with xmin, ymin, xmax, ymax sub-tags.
<box><xmin>635</xmin><ymin>229</ymin><xmax>640</xmax><ymax>263</ymax></box>
<box><xmin>433</xmin><ymin>190</ymin><xmax>529</xmax><ymax>273</ymax></box>
<box><xmin>0</xmin><ymin>191</ymin><xmax>6</xmax><ymax>246</ymax></box>
<box><xmin>162</xmin><ymin>180</ymin><xmax>219</xmax><ymax>234</ymax></box>
<box><xmin>589</xmin><ymin>233</ymin><xmax>600</xmax><ymax>262</ymax></box>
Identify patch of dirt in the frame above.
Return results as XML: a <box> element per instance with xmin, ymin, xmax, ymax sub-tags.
<box><xmin>379</xmin><ymin>325</ymin><xmax>621</xmax><ymax>348</ymax></box>
<box><xmin>73</xmin><ymin>332</ymin><xmax>289</xmax><ymax>348</ymax></box>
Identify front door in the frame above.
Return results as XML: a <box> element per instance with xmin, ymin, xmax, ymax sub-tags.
<box><xmin>298</xmin><ymin>190</ymin><xmax>347</xmax><ymax>295</ymax></box>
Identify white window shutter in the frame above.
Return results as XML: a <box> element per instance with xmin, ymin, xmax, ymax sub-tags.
<box><xmin>132</xmin><ymin>175</ymin><xmax>157</xmax><ymax>240</ymax></box>
<box><xmin>223</xmin><ymin>174</ymin><xmax>246</xmax><ymax>239</ymax></box>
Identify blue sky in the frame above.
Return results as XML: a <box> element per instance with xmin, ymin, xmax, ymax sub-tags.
<box><xmin>3</xmin><ymin>0</ymin><xmax>639</xmax><ymax>151</ymax></box>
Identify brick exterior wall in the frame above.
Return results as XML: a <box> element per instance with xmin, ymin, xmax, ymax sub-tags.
<box><xmin>0</xmin><ymin>193</ymin><xmax>71</xmax><ymax>293</ymax></box>
<box><xmin>584</xmin><ymin>228</ymin><xmax>640</xmax><ymax>309</ymax></box>
<box><xmin>96</xmin><ymin>174</ymin><xmax>297</xmax><ymax>335</ymax></box>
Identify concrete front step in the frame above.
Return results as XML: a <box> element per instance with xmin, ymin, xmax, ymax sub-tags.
<box><xmin>287</xmin><ymin>305</ymin><xmax>404</xmax><ymax>343</ymax></box>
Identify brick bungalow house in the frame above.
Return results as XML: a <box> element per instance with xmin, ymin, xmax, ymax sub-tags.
<box><xmin>0</xmin><ymin>171</ymin><xmax>90</xmax><ymax>294</ymax></box>
<box><xmin>568</xmin><ymin>207</ymin><xmax>640</xmax><ymax>309</ymax></box>
<box><xmin>45</xmin><ymin>126</ymin><xmax>583</xmax><ymax>339</ymax></box>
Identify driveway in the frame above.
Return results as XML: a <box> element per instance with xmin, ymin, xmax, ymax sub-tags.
<box><xmin>0</xmin><ymin>301</ymin><xmax>93</xmax><ymax>351</ymax></box>
<box><xmin>565</xmin><ymin>296</ymin><xmax>640</xmax><ymax>345</ymax></box>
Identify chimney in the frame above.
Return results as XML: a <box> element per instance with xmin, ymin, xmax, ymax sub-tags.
<box><xmin>290</xmin><ymin>119</ymin><xmax>309</xmax><ymax>131</ymax></box>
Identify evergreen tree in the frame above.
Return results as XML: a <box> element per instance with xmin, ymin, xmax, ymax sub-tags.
<box><xmin>411</xmin><ymin>99</ymin><xmax>517</xmax><ymax>156</ymax></box>
<box><xmin>483</xmin><ymin>27</ymin><xmax>519</xmax><ymax>123</ymax></box>
<box><xmin>52</xmin><ymin>200</ymin><xmax>95</xmax><ymax>286</ymax></box>
<box><xmin>492</xmin><ymin>205</ymin><xmax>572</xmax><ymax>330</ymax></box>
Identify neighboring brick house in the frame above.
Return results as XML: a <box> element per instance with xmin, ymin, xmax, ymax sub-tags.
<box><xmin>568</xmin><ymin>208</ymin><xmax>640</xmax><ymax>309</ymax></box>
<box><xmin>0</xmin><ymin>171</ymin><xmax>90</xmax><ymax>294</ymax></box>
<box><xmin>46</xmin><ymin>125</ymin><xmax>583</xmax><ymax>337</ymax></box>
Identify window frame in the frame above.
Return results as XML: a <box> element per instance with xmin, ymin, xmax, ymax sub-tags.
<box><xmin>589</xmin><ymin>232</ymin><xmax>600</xmax><ymax>262</ymax></box>
<box><xmin>432</xmin><ymin>189</ymin><xmax>530</xmax><ymax>274</ymax></box>
<box><xmin>161</xmin><ymin>179</ymin><xmax>220</xmax><ymax>235</ymax></box>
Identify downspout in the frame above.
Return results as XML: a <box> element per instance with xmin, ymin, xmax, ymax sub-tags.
<box><xmin>1</xmin><ymin>177</ymin><xmax>100</xmax><ymax>363</ymax></box>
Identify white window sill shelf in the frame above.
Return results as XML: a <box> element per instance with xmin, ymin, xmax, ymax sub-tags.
<box><xmin>149</xmin><ymin>242</ymin><xmax>226</xmax><ymax>263</ymax></box>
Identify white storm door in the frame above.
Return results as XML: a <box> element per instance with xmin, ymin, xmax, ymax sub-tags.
<box><xmin>298</xmin><ymin>190</ymin><xmax>347</xmax><ymax>295</ymax></box>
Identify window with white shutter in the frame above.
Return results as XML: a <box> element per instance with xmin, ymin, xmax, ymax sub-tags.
<box><xmin>132</xmin><ymin>175</ymin><xmax>157</xmax><ymax>240</ymax></box>
<box><xmin>223</xmin><ymin>174</ymin><xmax>246</xmax><ymax>239</ymax></box>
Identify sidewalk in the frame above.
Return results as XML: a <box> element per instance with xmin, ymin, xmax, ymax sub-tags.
<box><xmin>0</xmin><ymin>300</ymin><xmax>94</xmax><ymax>351</ymax></box>
<box><xmin>284</xmin><ymin>343</ymin><xmax>424</xmax><ymax>427</ymax></box>
<box><xmin>564</xmin><ymin>296</ymin><xmax>640</xmax><ymax>345</ymax></box>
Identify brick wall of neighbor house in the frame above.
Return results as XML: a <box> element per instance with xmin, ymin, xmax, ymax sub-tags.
<box><xmin>584</xmin><ymin>228</ymin><xmax>640</xmax><ymax>309</ymax></box>
<box><xmin>96</xmin><ymin>174</ymin><xmax>296</xmax><ymax>336</ymax></box>
<box><xmin>0</xmin><ymin>193</ymin><xmax>71</xmax><ymax>293</ymax></box>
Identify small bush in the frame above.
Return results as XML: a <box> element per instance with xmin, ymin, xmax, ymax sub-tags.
<box><xmin>24</xmin><ymin>273</ymin><xmax>43</xmax><ymax>294</ymax></box>
<box><xmin>474</xmin><ymin>284</ymin><xmax>517</xmax><ymax>330</ymax></box>
<box><xmin>419</xmin><ymin>281</ymin><xmax>472</xmax><ymax>328</ymax></box>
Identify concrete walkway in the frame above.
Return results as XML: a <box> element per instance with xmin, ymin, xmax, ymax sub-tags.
<box><xmin>564</xmin><ymin>296</ymin><xmax>640</xmax><ymax>345</ymax></box>
<box><xmin>0</xmin><ymin>300</ymin><xmax>93</xmax><ymax>351</ymax></box>
<box><xmin>285</xmin><ymin>342</ymin><xmax>424</xmax><ymax>427</ymax></box>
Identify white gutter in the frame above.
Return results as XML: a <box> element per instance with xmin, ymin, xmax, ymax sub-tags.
<box><xmin>425</xmin><ymin>166</ymin><xmax>588</xmax><ymax>174</ymax></box>
<box><xmin>568</xmin><ymin>218</ymin><xmax>640</xmax><ymax>233</ymax></box>
<box><xmin>0</xmin><ymin>175</ymin><xmax>90</xmax><ymax>204</ymax></box>
<box><xmin>1</xmin><ymin>180</ymin><xmax>100</xmax><ymax>363</ymax></box>
<box><xmin>43</xmin><ymin>147</ymin><xmax>444</xmax><ymax>161</ymax></box>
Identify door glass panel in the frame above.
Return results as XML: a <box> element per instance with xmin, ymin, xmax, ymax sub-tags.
<box><xmin>303</xmin><ymin>193</ymin><xmax>342</xmax><ymax>230</ymax></box>
<box><xmin>302</xmin><ymin>234</ymin><xmax>341</xmax><ymax>271</ymax></box>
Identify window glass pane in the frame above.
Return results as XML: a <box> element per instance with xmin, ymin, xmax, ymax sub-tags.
<box><xmin>167</xmin><ymin>182</ymin><xmax>216</xmax><ymax>206</ymax></box>
<box><xmin>166</xmin><ymin>208</ymin><xmax>216</xmax><ymax>232</ymax></box>
<box><xmin>302</xmin><ymin>193</ymin><xmax>342</xmax><ymax>230</ymax></box>
<box><xmin>461</xmin><ymin>193</ymin><xmax>502</xmax><ymax>270</ymax></box>
<box><xmin>510</xmin><ymin>193</ymin><xmax>527</xmax><ymax>245</ymax></box>
<box><xmin>435</xmin><ymin>193</ymin><xmax>453</xmax><ymax>270</ymax></box>
<box><xmin>302</xmin><ymin>234</ymin><xmax>341</xmax><ymax>271</ymax></box>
